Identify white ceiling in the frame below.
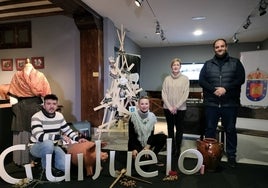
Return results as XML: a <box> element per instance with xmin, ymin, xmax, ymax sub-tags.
<box><xmin>82</xmin><ymin>0</ymin><xmax>268</xmax><ymax>47</ymax></box>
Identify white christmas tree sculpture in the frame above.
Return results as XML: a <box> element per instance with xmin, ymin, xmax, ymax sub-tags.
<box><xmin>94</xmin><ymin>25</ymin><xmax>142</xmax><ymax>139</ymax></box>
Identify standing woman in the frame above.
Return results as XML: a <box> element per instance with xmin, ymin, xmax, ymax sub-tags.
<box><xmin>162</xmin><ymin>58</ymin><xmax>189</xmax><ymax>157</ymax></box>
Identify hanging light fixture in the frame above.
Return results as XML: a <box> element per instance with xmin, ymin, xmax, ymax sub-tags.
<box><xmin>243</xmin><ymin>16</ymin><xmax>251</xmax><ymax>29</ymax></box>
<box><xmin>138</xmin><ymin>0</ymin><xmax>166</xmax><ymax>41</ymax></box>
<box><xmin>232</xmin><ymin>33</ymin><xmax>239</xmax><ymax>43</ymax></box>
<box><xmin>155</xmin><ymin>21</ymin><xmax>161</xmax><ymax>34</ymax></box>
<box><xmin>160</xmin><ymin>29</ymin><xmax>166</xmax><ymax>41</ymax></box>
<box><xmin>135</xmin><ymin>0</ymin><xmax>143</xmax><ymax>7</ymax></box>
<box><xmin>259</xmin><ymin>0</ymin><xmax>267</xmax><ymax>16</ymax></box>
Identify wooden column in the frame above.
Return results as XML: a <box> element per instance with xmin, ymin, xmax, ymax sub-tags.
<box><xmin>74</xmin><ymin>14</ymin><xmax>104</xmax><ymax>127</ymax></box>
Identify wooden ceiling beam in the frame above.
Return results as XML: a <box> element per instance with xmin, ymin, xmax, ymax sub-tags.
<box><xmin>0</xmin><ymin>0</ymin><xmax>102</xmax><ymax>23</ymax></box>
<box><xmin>0</xmin><ymin>4</ymin><xmax>62</xmax><ymax>14</ymax></box>
<box><xmin>0</xmin><ymin>0</ymin><xmax>49</xmax><ymax>7</ymax></box>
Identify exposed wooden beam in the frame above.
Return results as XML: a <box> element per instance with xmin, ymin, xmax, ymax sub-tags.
<box><xmin>0</xmin><ymin>11</ymin><xmax>64</xmax><ymax>21</ymax></box>
<box><xmin>0</xmin><ymin>0</ymin><xmax>52</xmax><ymax>8</ymax></box>
<box><xmin>0</xmin><ymin>4</ymin><xmax>62</xmax><ymax>14</ymax></box>
<box><xmin>0</xmin><ymin>0</ymin><xmax>102</xmax><ymax>23</ymax></box>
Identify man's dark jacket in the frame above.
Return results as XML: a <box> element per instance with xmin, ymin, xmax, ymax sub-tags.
<box><xmin>199</xmin><ymin>53</ymin><xmax>245</xmax><ymax>107</ymax></box>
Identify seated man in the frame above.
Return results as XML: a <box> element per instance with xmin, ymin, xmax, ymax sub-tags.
<box><xmin>30</xmin><ymin>94</ymin><xmax>87</xmax><ymax>175</ymax></box>
<box><xmin>128</xmin><ymin>96</ymin><xmax>167</xmax><ymax>166</ymax></box>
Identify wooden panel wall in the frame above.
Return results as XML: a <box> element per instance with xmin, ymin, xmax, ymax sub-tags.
<box><xmin>75</xmin><ymin>14</ymin><xmax>104</xmax><ymax>127</ymax></box>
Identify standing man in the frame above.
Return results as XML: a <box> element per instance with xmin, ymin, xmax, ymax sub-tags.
<box><xmin>199</xmin><ymin>39</ymin><xmax>245</xmax><ymax>168</ymax></box>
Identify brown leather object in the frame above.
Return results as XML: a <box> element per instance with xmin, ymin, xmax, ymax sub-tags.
<box><xmin>67</xmin><ymin>141</ymin><xmax>108</xmax><ymax>176</ymax></box>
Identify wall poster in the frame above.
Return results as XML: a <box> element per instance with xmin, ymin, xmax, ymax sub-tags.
<box><xmin>240</xmin><ymin>50</ymin><xmax>268</xmax><ymax>107</ymax></box>
<box><xmin>1</xmin><ymin>59</ymin><xmax>13</xmax><ymax>71</ymax></box>
<box><xmin>31</xmin><ymin>57</ymin><xmax>44</xmax><ymax>69</ymax></box>
<box><xmin>15</xmin><ymin>58</ymin><xmax>27</xmax><ymax>71</ymax></box>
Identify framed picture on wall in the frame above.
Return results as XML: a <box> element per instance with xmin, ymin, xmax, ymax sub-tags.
<box><xmin>31</xmin><ymin>57</ymin><xmax>44</xmax><ymax>69</ymax></box>
<box><xmin>15</xmin><ymin>58</ymin><xmax>27</xmax><ymax>70</ymax></box>
<box><xmin>1</xmin><ymin>59</ymin><xmax>13</xmax><ymax>71</ymax></box>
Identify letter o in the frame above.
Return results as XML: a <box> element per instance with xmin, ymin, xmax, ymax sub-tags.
<box><xmin>178</xmin><ymin>149</ymin><xmax>203</xmax><ymax>175</ymax></box>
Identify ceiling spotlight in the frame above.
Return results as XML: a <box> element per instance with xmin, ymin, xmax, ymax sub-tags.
<box><xmin>155</xmin><ymin>21</ymin><xmax>161</xmax><ymax>34</ymax></box>
<box><xmin>232</xmin><ymin>33</ymin><xmax>239</xmax><ymax>43</ymax></box>
<box><xmin>193</xmin><ymin>29</ymin><xmax>203</xmax><ymax>36</ymax></box>
<box><xmin>259</xmin><ymin>0</ymin><xmax>267</xmax><ymax>16</ymax></box>
<box><xmin>160</xmin><ymin>29</ymin><xmax>166</xmax><ymax>41</ymax></box>
<box><xmin>192</xmin><ymin>16</ymin><xmax>206</xmax><ymax>21</ymax></box>
<box><xmin>243</xmin><ymin>16</ymin><xmax>251</xmax><ymax>29</ymax></box>
<box><xmin>135</xmin><ymin>0</ymin><xmax>143</xmax><ymax>7</ymax></box>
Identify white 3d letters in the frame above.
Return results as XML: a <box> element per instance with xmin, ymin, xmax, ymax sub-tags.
<box><xmin>0</xmin><ymin>139</ymin><xmax>204</xmax><ymax>185</ymax></box>
<box><xmin>135</xmin><ymin>150</ymin><xmax>158</xmax><ymax>177</ymax></box>
<box><xmin>0</xmin><ymin>144</ymin><xmax>27</xmax><ymax>184</ymax></box>
<box><xmin>178</xmin><ymin>149</ymin><xmax>203</xmax><ymax>175</ymax></box>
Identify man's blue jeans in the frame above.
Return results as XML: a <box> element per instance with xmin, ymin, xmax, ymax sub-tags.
<box><xmin>30</xmin><ymin>140</ymin><xmax>66</xmax><ymax>171</ymax></box>
<box><xmin>205</xmin><ymin>106</ymin><xmax>238</xmax><ymax>159</ymax></box>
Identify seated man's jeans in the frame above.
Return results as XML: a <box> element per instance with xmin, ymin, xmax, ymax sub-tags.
<box><xmin>30</xmin><ymin>140</ymin><xmax>66</xmax><ymax>171</ymax></box>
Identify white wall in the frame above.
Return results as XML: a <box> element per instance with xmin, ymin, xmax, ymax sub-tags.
<box><xmin>140</xmin><ymin>43</ymin><xmax>261</xmax><ymax>91</ymax></box>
